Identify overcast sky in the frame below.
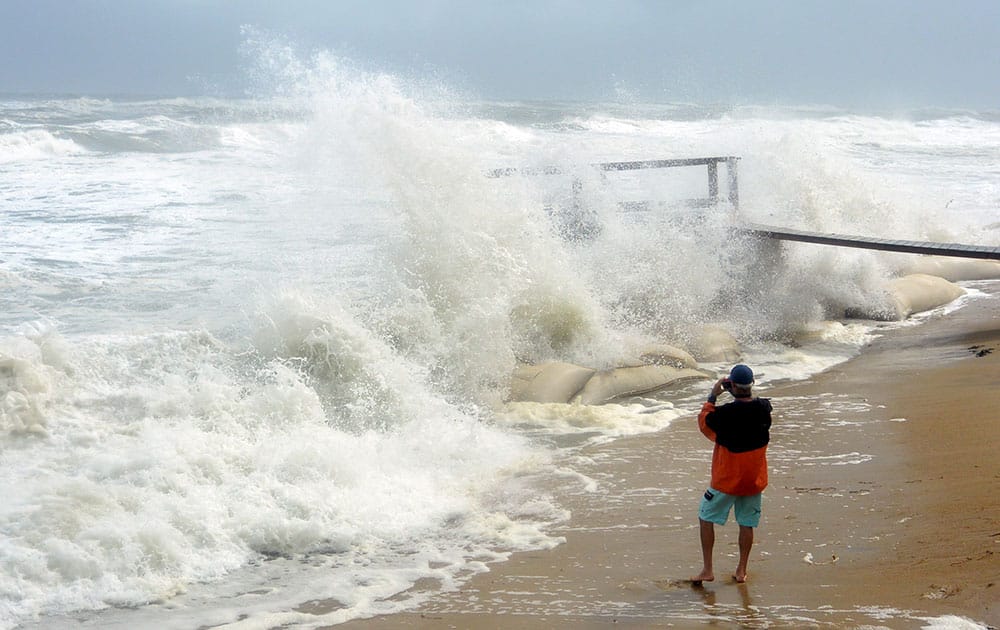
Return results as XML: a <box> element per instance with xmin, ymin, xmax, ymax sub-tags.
<box><xmin>3</xmin><ymin>0</ymin><xmax>999</xmax><ymax>108</ymax></box>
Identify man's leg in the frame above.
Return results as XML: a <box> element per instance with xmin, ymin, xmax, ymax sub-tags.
<box><xmin>734</xmin><ymin>525</ymin><xmax>753</xmax><ymax>583</ymax></box>
<box><xmin>732</xmin><ymin>493</ymin><xmax>761</xmax><ymax>583</ymax></box>
<box><xmin>691</xmin><ymin>518</ymin><xmax>715</xmax><ymax>583</ymax></box>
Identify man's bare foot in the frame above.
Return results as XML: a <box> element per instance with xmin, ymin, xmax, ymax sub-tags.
<box><xmin>690</xmin><ymin>570</ymin><xmax>715</xmax><ymax>585</ymax></box>
<box><xmin>732</xmin><ymin>571</ymin><xmax>748</xmax><ymax>584</ymax></box>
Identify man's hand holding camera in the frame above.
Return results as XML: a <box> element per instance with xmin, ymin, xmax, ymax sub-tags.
<box><xmin>717</xmin><ymin>377</ymin><xmax>734</xmax><ymax>393</ymax></box>
<box><xmin>707</xmin><ymin>377</ymin><xmax>731</xmax><ymax>403</ymax></box>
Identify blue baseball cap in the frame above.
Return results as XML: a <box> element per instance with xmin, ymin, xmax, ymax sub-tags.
<box><xmin>729</xmin><ymin>364</ymin><xmax>754</xmax><ymax>386</ymax></box>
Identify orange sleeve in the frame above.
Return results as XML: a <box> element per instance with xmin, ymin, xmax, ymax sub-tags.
<box><xmin>698</xmin><ymin>402</ymin><xmax>717</xmax><ymax>442</ymax></box>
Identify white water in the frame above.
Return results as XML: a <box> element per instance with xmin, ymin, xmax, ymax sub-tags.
<box><xmin>2</xmin><ymin>49</ymin><xmax>999</xmax><ymax>629</ymax></box>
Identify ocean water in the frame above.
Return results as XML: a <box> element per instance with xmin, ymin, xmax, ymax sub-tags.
<box><xmin>2</xmin><ymin>56</ymin><xmax>999</xmax><ymax>629</ymax></box>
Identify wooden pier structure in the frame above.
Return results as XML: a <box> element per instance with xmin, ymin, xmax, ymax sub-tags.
<box><xmin>740</xmin><ymin>223</ymin><xmax>1000</xmax><ymax>261</ymax></box>
<box><xmin>492</xmin><ymin>156</ymin><xmax>1000</xmax><ymax>261</ymax></box>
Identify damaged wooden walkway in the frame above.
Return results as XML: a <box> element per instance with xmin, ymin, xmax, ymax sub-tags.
<box><xmin>740</xmin><ymin>223</ymin><xmax>1000</xmax><ymax>260</ymax></box>
<box><xmin>490</xmin><ymin>155</ymin><xmax>1000</xmax><ymax>261</ymax></box>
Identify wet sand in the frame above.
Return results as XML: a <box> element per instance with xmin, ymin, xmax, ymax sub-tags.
<box><xmin>341</xmin><ymin>284</ymin><xmax>999</xmax><ymax>629</ymax></box>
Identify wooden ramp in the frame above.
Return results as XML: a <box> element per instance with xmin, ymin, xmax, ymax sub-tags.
<box><xmin>741</xmin><ymin>223</ymin><xmax>1000</xmax><ymax>260</ymax></box>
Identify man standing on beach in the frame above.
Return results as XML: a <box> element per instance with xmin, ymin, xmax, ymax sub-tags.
<box><xmin>692</xmin><ymin>364</ymin><xmax>772</xmax><ymax>584</ymax></box>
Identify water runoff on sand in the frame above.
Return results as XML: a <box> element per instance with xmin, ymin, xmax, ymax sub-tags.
<box><xmin>2</xmin><ymin>45</ymin><xmax>999</xmax><ymax>628</ymax></box>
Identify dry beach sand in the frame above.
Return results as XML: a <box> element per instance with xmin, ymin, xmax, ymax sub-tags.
<box><xmin>341</xmin><ymin>283</ymin><xmax>999</xmax><ymax>629</ymax></box>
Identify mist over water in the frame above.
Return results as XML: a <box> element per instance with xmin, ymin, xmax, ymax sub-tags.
<box><xmin>2</xmin><ymin>42</ymin><xmax>999</xmax><ymax>628</ymax></box>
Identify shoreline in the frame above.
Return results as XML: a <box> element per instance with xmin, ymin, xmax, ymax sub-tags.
<box><xmin>340</xmin><ymin>285</ymin><xmax>999</xmax><ymax>629</ymax></box>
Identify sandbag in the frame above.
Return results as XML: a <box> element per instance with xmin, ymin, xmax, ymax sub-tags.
<box><xmin>901</xmin><ymin>257</ymin><xmax>1000</xmax><ymax>281</ymax></box>
<box><xmin>572</xmin><ymin>365</ymin><xmax>709</xmax><ymax>405</ymax></box>
<box><xmin>888</xmin><ymin>273</ymin><xmax>965</xmax><ymax>318</ymax></box>
<box><xmin>637</xmin><ymin>344</ymin><xmax>698</xmax><ymax>369</ymax></box>
<box><xmin>847</xmin><ymin>274</ymin><xmax>965</xmax><ymax>321</ymax></box>
<box><xmin>508</xmin><ymin>361</ymin><xmax>595</xmax><ymax>403</ymax></box>
<box><xmin>686</xmin><ymin>325</ymin><xmax>742</xmax><ymax>363</ymax></box>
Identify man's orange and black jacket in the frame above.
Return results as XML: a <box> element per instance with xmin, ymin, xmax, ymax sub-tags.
<box><xmin>698</xmin><ymin>397</ymin><xmax>772</xmax><ymax>496</ymax></box>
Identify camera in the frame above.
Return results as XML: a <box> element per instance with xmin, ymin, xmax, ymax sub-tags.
<box><xmin>722</xmin><ymin>378</ymin><xmax>732</xmax><ymax>391</ymax></box>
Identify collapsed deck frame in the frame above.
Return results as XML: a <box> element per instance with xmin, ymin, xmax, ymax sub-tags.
<box><xmin>490</xmin><ymin>156</ymin><xmax>1000</xmax><ymax>260</ymax></box>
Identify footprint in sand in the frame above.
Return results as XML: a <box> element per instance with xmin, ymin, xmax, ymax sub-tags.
<box><xmin>922</xmin><ymin>584</ymin><xmax>961</xmax><ymax>600</ymax></box>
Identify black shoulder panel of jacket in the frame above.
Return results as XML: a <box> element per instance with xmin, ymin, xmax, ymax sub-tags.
<box><xmin>705</xmin><ymin>398</ymin><xmax>772</xmax><ymax>453</ymax></box>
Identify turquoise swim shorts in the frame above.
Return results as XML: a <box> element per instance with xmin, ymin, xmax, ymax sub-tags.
<box><xmin>698</xmin><ymin>488</ymin><xmax>762</xmax><ymax>527</ymax></box>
